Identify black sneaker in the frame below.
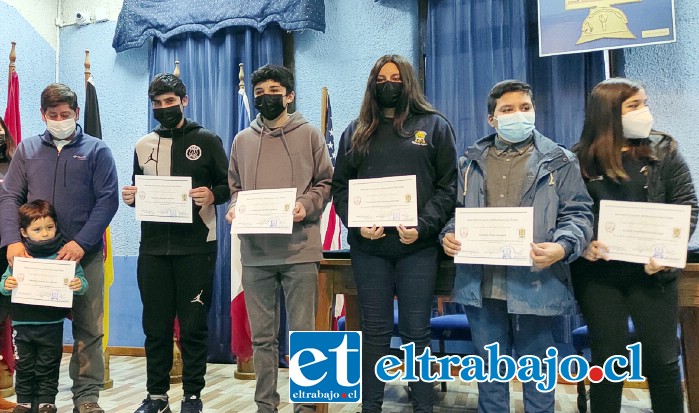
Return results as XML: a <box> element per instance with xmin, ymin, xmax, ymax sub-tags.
<box><xmin>180</xmin><ymin>396</ymin><xmax>203</xmax><ymax>413</ymax></box>
<box><xmin>134</xmin><ymin>396</ymin><xmax>171</xmax><ymax>413</ymax></box>
<box><xmin>11</xmin><ymin>406</ymin><xmax>31</xmax><ymax>413</ymax></box>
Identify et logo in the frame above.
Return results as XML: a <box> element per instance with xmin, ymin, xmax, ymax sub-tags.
<box><xmin>288</xmin><ymin>331</ymin><xmax>362</xmax><ymax>403</ymax></box>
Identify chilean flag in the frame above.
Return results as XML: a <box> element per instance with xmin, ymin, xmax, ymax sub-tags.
<box><xmin>230</xmin><ymin>88</ymin><xmax>253</xmax><ymax>362</ymax></box>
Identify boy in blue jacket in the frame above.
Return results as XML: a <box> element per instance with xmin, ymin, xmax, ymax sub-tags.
<box><xmin>1</xmin><ymin>200</ymin><xmax>87</xmax><ymax>413</ymax></box>
<box><xmin>440</xmin><ymin>80</ymin><xmax>593</xmax><ymax>413</ymax></box>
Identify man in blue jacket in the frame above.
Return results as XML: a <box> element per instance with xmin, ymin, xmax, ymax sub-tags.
<box><xmin>0</xmin><ymin>83</ymin><xmax>119</xmax><ymax>413</ymax></box>
<box><xmin>440</xmin><ymin>80</ymin><xmax>593</xmax><ymax>413</ymax></box>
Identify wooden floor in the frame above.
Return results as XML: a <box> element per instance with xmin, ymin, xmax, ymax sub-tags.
<box><xmin>5</xmin><ymin>354</ymin><xmax>681</xmax><ymax>413</ymax></box>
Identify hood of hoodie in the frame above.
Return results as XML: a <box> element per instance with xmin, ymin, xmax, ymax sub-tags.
<box><xmin>250</xmin><ymin>112</ymin><xmax>308</xmax><ymax>137</ymax></box>
<box><xmin>154</xmin><ymin>118</ymin><xmax>204</xmax><ymax>138</ymax></box>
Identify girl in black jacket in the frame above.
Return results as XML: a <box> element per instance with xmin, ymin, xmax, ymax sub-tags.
<box><xmin>572</xmin><ymin>78</ymin><xmax>698</xmax><ymax>413</ymax></box>
<box><xmin>331</xmin><ymin>55</ymin><xmax>457</xmax><ymax>413</ymax></box>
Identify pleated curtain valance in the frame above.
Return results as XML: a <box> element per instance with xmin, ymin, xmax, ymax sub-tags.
<box><xmin>112</xmin><ymin>0</ymin><xmax>325</xmax><ymax>52</ymax></box>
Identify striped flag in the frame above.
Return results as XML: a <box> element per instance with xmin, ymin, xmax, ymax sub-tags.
<box><xmin>230</xmin><ymin>87</ymin><xmax>253</xmax><ymax>363</ymax></box>
<box><xmin>1</xmin><ymin>71</ymin><xmax>21</xmax><ymax>373</ymax></box>
<box><xmin>84</xmin><ymin>75</ymin><xmax>115</xmax><ymax>354</ymax></box>
<box><xmin>319</xmin><ymin>89</ymin><xmax>344</xmax><ymax>329</ymax></box>
<box><xmin>4</xmin><ymin>71</ymin><xmax>21</xmax><ymax>144</ymax></box>
<box><xmin>321</xmin><ymin>91</ymin><xmax>341</xmax><ymax>251</ymax></box>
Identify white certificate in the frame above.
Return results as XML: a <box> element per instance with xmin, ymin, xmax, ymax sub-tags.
<box><xmin>598</xmin><ymin>200</ymin><xmax>692</xmax><ymax>268</ymax></box>
<box><xmin>230</xmin><ymin>188</ymin><xmax>296</xmax><ymax>234</ymax></box>
<box><xmin>347</xmin><ymin>175</ymin><xmax>418</xmax><ymax>228</ymax></box>
<box><xmin>135</xmin><ymin>175</ymin><xmax>193</xmax><ymax>224</ymax></box>
<box><xmin>11</xmin><ymin>257</ymin><xmax>76</xmax><ymax>308</ymax></box>
<box><xmin>454</xmin><ymin>207</ymin><xmax>534</xmax><ymax>266</ymax></box>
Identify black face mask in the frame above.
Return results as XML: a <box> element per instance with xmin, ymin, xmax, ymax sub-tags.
<box><xmin>255</xmin><ymin>94</ymin><xmax>287</xmax><ymax>121</ymax></box>
<box><xmin>375</xmin><ymin>81</ymin><xmax>403</xmax><ymax>108</ymax></box>
<box><xmin>153</xmin><ymin>105</ymin><xmax>183</xmax><ymax>129</ymax></box>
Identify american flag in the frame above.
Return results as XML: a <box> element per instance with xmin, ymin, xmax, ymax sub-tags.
<box><xmin>320</xmin><ymin>90</ymin><xmax>344</xmax><ymax>328</ymax></box>
<box><xmin>321</xmin><ymin>90</ymin><xmax>341</xmax><ymax>250</ymax></box>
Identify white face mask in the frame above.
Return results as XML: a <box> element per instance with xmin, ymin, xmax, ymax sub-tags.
<box><xmin>46</xmin><ymin>118</ymin><xmax>77</xmax><ymax>141</ymax></box>
<box><xmin>622</xmin><ymin>106</ymin><xmax>654</xmax><ymax>140</ymax></box>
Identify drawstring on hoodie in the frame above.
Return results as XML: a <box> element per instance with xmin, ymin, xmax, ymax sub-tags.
<box><xmin>280</xmin><ymin>128</ymin><xmax>295</xmax><ymax>187</ymax></box>
<box><xmin>252</xmin><ymin>121</ymin><xmax>295</xmax><ymax>190</ymax></box>
<box><xmin>155</xmin><ymin>135</ymin><xmax>162</xmax><ymax>176</ymax></box>
<box><xmin>462</xmin><ymin>160</ymin><xmax>472</xmax><ymax>196</ymax></box>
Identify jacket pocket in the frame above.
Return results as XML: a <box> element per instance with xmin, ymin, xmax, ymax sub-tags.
<box><xmin>64</xmin><ymin>156</ymin><xmax>91</xmax><ymax>191</ymax></box>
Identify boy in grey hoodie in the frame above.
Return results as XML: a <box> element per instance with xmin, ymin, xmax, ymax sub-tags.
<box><xmin>226</xmin><ymin>65</ymin><xmax>333</xmax><ymax>413</ymax></box>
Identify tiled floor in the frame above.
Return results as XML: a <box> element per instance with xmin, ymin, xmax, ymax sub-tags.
<box><xmin>5</xmin><ymin>354</ymin><xmax>678</xmax><ymax>412</ymax></box>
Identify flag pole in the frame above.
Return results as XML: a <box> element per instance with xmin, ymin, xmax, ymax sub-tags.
<box><xmin>239</xmin><ymin>63</ymin><xmax>245</xmax><ymax>90</ymax></box>
<box><xmin>233</xmin><ymin>62</ymin><xmax>256</xmax><ymax>380</ymax></box>
<box><xmin>84</xmin><ymin>49</ymin><xmax>91</xmax><ymax>88</ymax></box>
<box><xmin>0</xmin><ymin>41</ymin><xmax>17</xmax><ymax>401</ymax></box>
<box><xmin>320</xmin><ymin>86</ymin><xmax>328</xmax><ymax>136</ymax></box>
<box><xmin>167</xmin><ymin>58</ymin><xmax>185</xmax><ymax>385</ymax></box>
<box><xmin>7</xmin><ymin>42</ymin><xmax>15</xmax><ymax>86</ymax></box>
<box><xmin>84</xmin><ymin>49</ymin><xmax>114</xmax><ymax>390</ymax></box>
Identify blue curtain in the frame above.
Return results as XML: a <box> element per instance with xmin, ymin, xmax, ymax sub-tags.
<box><xmin>426</xmin><ymin>0</ymin><xmax>606</xmax><ymax>152</ymax></box>
<box><xmin>149</xmin><ymin>26</ymin><xmax>283</xmax><ymax>363</ymax></box>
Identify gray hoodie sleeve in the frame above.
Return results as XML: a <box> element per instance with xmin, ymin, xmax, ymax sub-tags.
<box><xmin>228</xmin><ymin>137</ymin><xmax>242</xmax><ymax>210</ymax></box>
<box><xmin>297</xmin><ymin>127</ymin><xmax>333</xmax><ymax>221</ymax></box>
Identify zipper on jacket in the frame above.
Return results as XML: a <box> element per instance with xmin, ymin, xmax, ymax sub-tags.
<box><xmin>51</xmin><ymin>149</ymin><xmax>61</xmax><ymax>205</ymax></box>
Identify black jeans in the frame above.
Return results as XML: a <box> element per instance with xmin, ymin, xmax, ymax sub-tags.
<box><xmin>572</xmin><ymin>259</ymin><xmax>684</xmax><ymax>413</ymax></box>
<box><xmin>351</xmin><ymin>247</ymin><xmax>439</xmax><ymax>413</ymax></box>
<box><xmin>137</xmin><ymin>253</ymin><xmax>216</xmax><ymax>397</ymax></box>
<box><xmin>14</xmin><ymin>323</ymin><xmax>64</xmax><ymax>405</ymax></box>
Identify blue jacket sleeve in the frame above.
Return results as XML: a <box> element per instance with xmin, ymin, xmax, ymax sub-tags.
<box><xmin>72</xmin><ymin>143</ymin><xmax>119</xmax><ymax>252</ymax></box>
<box><xmin>0</xmin><ymin>144</ymin><xmax>28</xmax><ymax>247</ymax></box>
<box><xmin>439</xmin><ymin>155</ymin><xmax>467</xmax><ymax>244</ymax></box>
<box><xmin>552</xmin><ymin>155</ymin><xmax>594</xmax><ymax>263</ymax></box>
<box><xmin>0</xmin><ymin>265</ymin><xmax>12</xmax><ymax>296</ymax></box>
<box><xmin>73</xmin><ymin>263</ymin><xmax>88</xmax><ymax>295</ymax></box>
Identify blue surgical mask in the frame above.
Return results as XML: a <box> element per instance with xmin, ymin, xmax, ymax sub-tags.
<box><xmin>495</xmin><ymin>111</ymin><xmax>536</xmax><ymax>144</ymax></box>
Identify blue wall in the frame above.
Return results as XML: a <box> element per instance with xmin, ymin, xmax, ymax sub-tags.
<box><xmin>624</xmin><ymin>0</ymin><xmax>699</xmax><ymax>246</ymax></box>
<box><xmin>294</xmin><ymin>0</ymin><xmax>418</xmax><ymax>146</ymax></box>
<box><xmin>58</xmin><ymin>21</ymin><xmax>150</xmax><ymax>257</ymax></box>
<box><xmin>0</xmin><ymin>3</ymin><xmax>56</xmax><ymax>138</ymax></box>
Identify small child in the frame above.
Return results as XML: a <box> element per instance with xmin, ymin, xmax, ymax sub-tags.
<box><xmin>1</xmin><ymin>200</ymin><xmax>87</xmax><ymax>413</ymax></box>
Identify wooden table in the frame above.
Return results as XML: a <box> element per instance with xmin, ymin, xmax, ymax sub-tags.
<box><xmin>315</xmin><ymin>259</ymin><xmax>699</xmax><ymax>413</ymax></box>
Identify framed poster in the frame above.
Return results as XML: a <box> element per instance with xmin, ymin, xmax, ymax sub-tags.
<box><xmin>538</xmin><ymin>0</ymin><xmax>676</xmax><ymax>56</ymax></box>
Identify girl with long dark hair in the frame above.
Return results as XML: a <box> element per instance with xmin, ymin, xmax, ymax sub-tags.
<box><xmin>331</xmin><ymin>55</ymin><xmax>457</xmax><ymax>412</ymax></box>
